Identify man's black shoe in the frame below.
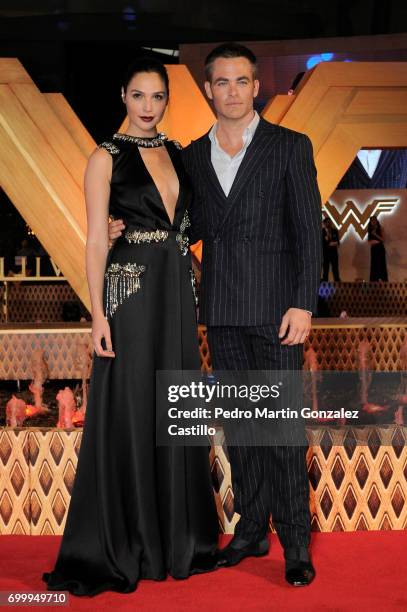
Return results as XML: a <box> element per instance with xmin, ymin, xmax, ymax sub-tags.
<box><xmin>284</xmin><ymin>546</ymin><xmax>315</xmax><ymax>586</ymax></box>
<box><xmin>285</xmin><ymin>560</ymin><xmax>315</xmax><ymax>586</ymax></box>
<box><xmin>189</xmin><ymin>552</ymin><xmax>221</xmax><ymax>575</ymax></box>
<box><xmin>216</xmin><ymin>536</ymin><xmax>269</xmax><ymax>568</ymax></box>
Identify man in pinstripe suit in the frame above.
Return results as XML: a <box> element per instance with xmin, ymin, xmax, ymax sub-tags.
<box><xmin>108</xmin><ymin>43</ymin><xmax>322</xmax><ymax>586</ymax></box>
<box><xmin>185</xmin><ymin>43</ymin><xmax>321</xmax><ymax>587</ymax></box>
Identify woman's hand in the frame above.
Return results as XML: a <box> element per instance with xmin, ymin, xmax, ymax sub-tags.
<box><xmin>92</xmin><ymin>313</ymin><xmax>116</xmax><ymax>358</ymax></box>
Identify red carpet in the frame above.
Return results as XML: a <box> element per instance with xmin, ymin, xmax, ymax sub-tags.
<box><xmin>1</xmin><ymin>532</ymin><xmax>407</xmax><ymax>611</ymax></box>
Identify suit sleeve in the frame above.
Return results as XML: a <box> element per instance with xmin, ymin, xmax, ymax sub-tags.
<box><xmin>182</xmin><ymin>145</ymin><xmax>203</xmax><ymax>245</ymax></box>
<box><xmin>285</xmin><ymin>134</ymin><xmax>322</xmax><ymax>314</ymax></box>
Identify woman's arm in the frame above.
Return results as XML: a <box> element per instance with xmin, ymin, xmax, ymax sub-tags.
<box><xmin>84</xmin><ymin>148</ymin><xmax>115</xmax><ymax>357</ymax></box>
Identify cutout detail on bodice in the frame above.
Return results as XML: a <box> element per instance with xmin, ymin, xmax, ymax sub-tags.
<box><xmin>137</xmin><ymin>147</ymin><xmax>180</xmax><ymax>226</ymax></box>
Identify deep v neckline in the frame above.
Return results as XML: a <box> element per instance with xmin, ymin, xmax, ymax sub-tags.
<box><xmin>137</xmin><ymin>143</ymin><xmax>181</xmax><ymax>228</ymax></box>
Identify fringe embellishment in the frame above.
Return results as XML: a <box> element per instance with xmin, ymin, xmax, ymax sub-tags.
<box><xmin>104</xmin><ymin>262</ymin><xmax>146</xmax><ymax>318</ymax></box>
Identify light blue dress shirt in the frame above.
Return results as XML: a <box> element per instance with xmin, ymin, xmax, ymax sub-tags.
<box><xmin>208</xmin><ymin>111</ymin><xmax>260</xmax><ymax>196</ymax></box>
<box><xmin>357</xmin><ymin>149</ymin><xmax>382</xmax><ymax>178</ymax></box>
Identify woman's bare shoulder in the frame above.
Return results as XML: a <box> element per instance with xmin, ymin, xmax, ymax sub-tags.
<box><xmin>86</xmin><ymin>145</ymin><xmax>115</xmax><ymax>171</ymax></box>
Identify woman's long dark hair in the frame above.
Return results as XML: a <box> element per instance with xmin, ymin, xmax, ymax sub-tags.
<box><xmin>368</xmin><ymin>216</ymin><xmax>382</xmax><ymax>238</ymax></box>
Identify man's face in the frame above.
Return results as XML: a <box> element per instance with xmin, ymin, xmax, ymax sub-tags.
<box><xmin>204</xmin><ymin>57</ymin><xmax>259</xmax><ymax>121</ymax></box>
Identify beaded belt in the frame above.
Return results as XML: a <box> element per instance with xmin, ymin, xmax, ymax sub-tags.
<box><xmin>123</xmin><ymin>210</ymin><xmax>191</xmax><ymax>256</ymax></box>
<box><xmin>124</xmin><ymin>228</ymin><xmax>168</xmax><ymax>244</ymax></box>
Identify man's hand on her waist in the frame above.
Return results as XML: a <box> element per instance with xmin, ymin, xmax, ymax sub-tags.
<box><xmin>279</xmin><ymin>308</ymin><xmax>312</xmax><ymax>345</ymax></box>
<box><xmin>108</xmin><ymin>218</ymin><xmax>125</xmax><ymax>248</ymax></box>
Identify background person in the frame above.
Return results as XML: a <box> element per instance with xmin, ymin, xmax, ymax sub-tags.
<box><xmin>368</xmin><ymin>215</ymin><xmax>388</xmax><ymax>281</ymax></box>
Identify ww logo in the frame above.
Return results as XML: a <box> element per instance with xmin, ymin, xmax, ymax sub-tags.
<box><xmin>322</xmin><ymin>198</ymin><xmax>399</xmax><ymax>239</ymax></box>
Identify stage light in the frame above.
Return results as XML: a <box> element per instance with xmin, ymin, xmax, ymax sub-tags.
<box><xmin>122</xmin><ymin>5</ymin><xmax>137</xmax><ymax>30</ymax></box>
<box><xmin>306</xmin><ymin>55</ymin><xmax>322</xmax><ymax>70</ymax></box>
<box><xmin>307</xmin><ymin>53</ymin><xmax>335</xmax><ymax>70</ymax></box>
<box><xmin>123</xmin><ymin>5</ymin><xmax>137</xmax><ymax>22</ymax></box>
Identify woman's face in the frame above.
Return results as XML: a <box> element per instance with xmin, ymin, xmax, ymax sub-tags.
<box><xmin>122</xmin><ymin>71</ymin><xmax>168</xmax><ymax>134</ymax></box>
<box><xmin>371</xmin><ymin>216</ymin><xmax>377</xmax><ymax>227</ymax></box>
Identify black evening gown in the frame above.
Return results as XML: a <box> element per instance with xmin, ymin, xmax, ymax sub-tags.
<box><xmin>368</xmin><ymin>230</ymin><xmax>388</xmax><ymax>281</ymax></box>
<box><xmin>42</xmin><ymin>133</ymin><xmax>218</xmax><ymax>596</ymax></box>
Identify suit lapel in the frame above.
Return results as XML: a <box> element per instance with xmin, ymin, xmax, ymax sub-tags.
<box><xmin>352</xmin><ymin>156</ymin><xmax>371</xmax><ymax>187</ymax></box>
<box><xmin>197</xmin><ymin>133</ymin><xmax>227</xmax><ymax>204</ymax></box>
<box><xmin>217</xmin><ymin>118</ymin><xmax>281</xmax><ymax>229</ymax></box>
<box><xmin>352</xmin><ymin>150</ymin><xmax>394</xmax><ymax>187</ymax></box>
<box><xmin>371</xmin><ymin>150</ymin><xmax>395</xmax><ymax>186</ymax></box>
<box><xmin>227</xmin><ymin>118</ymin><xmax>279</xmax><ymax>201</ymax></box>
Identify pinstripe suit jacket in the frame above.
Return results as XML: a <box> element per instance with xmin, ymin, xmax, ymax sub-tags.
<box><xmin>182</xmin><ymin>117</ymin><xmax>322</xmax><ymax>326</ymax></box>
<box><xmin>337</xmin><ymin>150</ymin><xmax>407</xmax><ymax>189</ymax></box>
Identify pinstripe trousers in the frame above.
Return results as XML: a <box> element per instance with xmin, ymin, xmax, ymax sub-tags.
<box><xmin>206</xmin><ymin>325</ymin><xmax>311</xmax><ymax>549</ymax></box>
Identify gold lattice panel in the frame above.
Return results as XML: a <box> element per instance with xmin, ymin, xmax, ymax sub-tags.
<box><xmin>3</xmin><ymin>282</ymin><xmax>405</xmax><ymax>323</ymax></box>
<box><xmin>0</xmin><ymin>429</ymin><xmax>83</xmax><ymax>535</ymax></box>
<box><xmin>307</xmin><ymin>426</ymin><xmax>407</xmax><ymax>531</ymax></box>
<box><xmin>0</xmin><ymin>323</ymin><xmax>405</xmax><ymax>378</ymax></box>
<box><xmin>0</xmin><ymin>429</ymin><xmax>30</xmax><ymax>535</ymax></box>
<box><xmin>306</xmin><ymin>326</ymin><xmax>407</xmax><ymax>371</ymax></box>
<box><xmin>0</xmin><ymin>286</ymin><xmax>3</xmax><ymax>322</ymax></box>
<box><xmin>0</xmin><ymin>332</ymin><xmax>92</xmax><ymax>379</ymax></box>
<box><xmin>0</xmin><ymin>322</ymin><xmax>403</xmax><ymax>376</ymax></box>
<box><xmin>319</xmin><ymin>282</ymin><xmax>407</xmax><ymax>317</ymax></box>
<box><xmin>198</xmin><ymin>325</ymin><xmax>211</xmax><ymax>372</ymax></box>
<box><xmin>3</xmin><ymin>283</ymin><xmax>89</xmax><ymax>323</ymax></box>
<box><xmin>210</xmin><ymin>439</ymin><xmax>238</xmax><ymax>535</ymax></box>
<box><xmin>28</xmin><ymin>430</ymin><xmax>82</xmax><ymax>535</ymax></box>
<box><xmin>1</xmin><ymin>426</ymin><xmax>405</xmax><ymax>535</ymax></box>
<box><xmin>200</xmin><ymin>324</ymin><xmax>407</xmax><ymax>372</ymax></box>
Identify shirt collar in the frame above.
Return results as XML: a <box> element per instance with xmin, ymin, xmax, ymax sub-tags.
<box><xmin>208</xmin><ymin>110</ymin><xmax>260</xmax><ymax>149</ymax></box>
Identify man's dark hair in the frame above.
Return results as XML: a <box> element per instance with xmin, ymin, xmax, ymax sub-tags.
<box><xmin>204</xmin><ymin>43</ymin><xmax>257</xmax><ymax>81</ymax></box>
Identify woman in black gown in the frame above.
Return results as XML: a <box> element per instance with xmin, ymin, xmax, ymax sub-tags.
<box><xmin>368</xmin><ymin>215</ymin><xmax>388</xmax><ymax>281</ymax></box>
<box><xmin>42</xmin><ymin>58</ymin><xmax>219</xmax><ymax>596</ymax></box>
